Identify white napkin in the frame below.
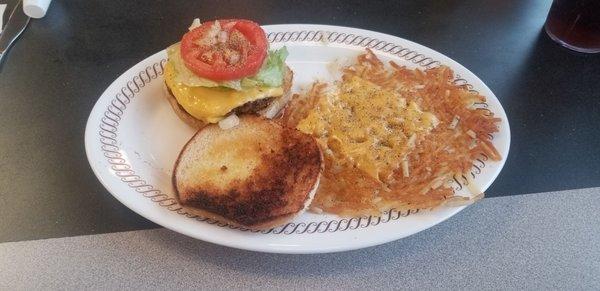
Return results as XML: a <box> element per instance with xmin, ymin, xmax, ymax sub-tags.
<box><xmin>23</xmin><ymin>0</ymin><xmax>52</xmax><ymax>18</ymax></box>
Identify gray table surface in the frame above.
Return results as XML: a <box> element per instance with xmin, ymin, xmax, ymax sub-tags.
<box><xmin>2</xmin><ymin>187</ymin><xmax>599</xmax><ymax>290</ymax></box>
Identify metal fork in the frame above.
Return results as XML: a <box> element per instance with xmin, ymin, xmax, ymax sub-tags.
<box><xmin>0</xmin><ymin>0</ymin><xmax>30</xmax><ymax>65</ymax></box>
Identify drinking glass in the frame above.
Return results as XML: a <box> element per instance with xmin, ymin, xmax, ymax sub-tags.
<box><xmin>544</xmin><ymin>0</ymin><xmax>600</xmax><ymax>53</ymax></box>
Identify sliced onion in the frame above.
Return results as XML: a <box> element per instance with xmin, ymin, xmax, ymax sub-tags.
<box><xmin>218</xmin><ymin>113</ymin><xmax>240</xmax><ymax>130</ymax></box>
<box><xmin>188</xmin><ymin>18</ymin><xmax>202</xmax><ymax>31</ymax></box>
<box><xmin>262</xmin><ymin>100</ymin><xmax>281</xmax><ymax>119</ymax></box>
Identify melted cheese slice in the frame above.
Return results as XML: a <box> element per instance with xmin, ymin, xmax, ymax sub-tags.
<box><xmin>297</xmin><ymin>76</ymin><xmax>438</xmax><ymax>182</ymax></box>
<box><xmin>164</xmin><ymin>62</ymin><xmax>284</xmax><ymax>123</ymax></box>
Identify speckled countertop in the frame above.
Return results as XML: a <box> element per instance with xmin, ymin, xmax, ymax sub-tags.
<box><xmin>2</xmin><ymin>188</ymin><xmax>599</xmax><ymax>289</ymax></box>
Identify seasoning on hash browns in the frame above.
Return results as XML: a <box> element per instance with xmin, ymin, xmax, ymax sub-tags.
<box><xmin>280</xmin><ymin>49</ymin><xmax>502</xmax><ymax>216</ymax></box>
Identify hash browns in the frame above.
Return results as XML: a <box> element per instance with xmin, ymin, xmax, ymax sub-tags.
<box><xmin>280</xmin><ymin>49</ymin><xmax>501</xmax><ymax>216</ymax></box>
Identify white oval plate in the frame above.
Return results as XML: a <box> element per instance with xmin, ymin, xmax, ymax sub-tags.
<box><xmin>85</xmin><ymin>24</ymin><xmax>510</xmax><ymax>254</ymax></box>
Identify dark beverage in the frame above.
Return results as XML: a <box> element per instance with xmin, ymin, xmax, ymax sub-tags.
<box><xmin>545</xmin><ymin>0</ymin><xmax>600</xmax><ymax>53</ymax></box>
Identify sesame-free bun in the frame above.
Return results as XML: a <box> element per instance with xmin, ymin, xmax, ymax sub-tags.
<box><xmin>172</xmin><ymin>115</ymin><xmax>323</xmax><ymax>230</ymax></box>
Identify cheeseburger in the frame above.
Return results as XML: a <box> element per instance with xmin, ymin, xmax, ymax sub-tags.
<box><xmin>164</xmin><ymin>19</ymin><xmax>292</xmax><ymax>129</ymax></box>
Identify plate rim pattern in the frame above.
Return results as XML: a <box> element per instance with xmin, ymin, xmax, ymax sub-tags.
<box><xmin>96</xmin><ymin>29</ymin><xmax>498</xmax><ymax>235</ymax></box>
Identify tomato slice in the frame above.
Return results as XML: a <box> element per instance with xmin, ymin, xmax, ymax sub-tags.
<box><xmin>180</xmin><ymin>19</ymin><xmax>268</xmax><ymax>81</ymax></box>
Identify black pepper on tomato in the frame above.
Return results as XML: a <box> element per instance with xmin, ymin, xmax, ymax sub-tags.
<box><xmin>180</xmin><ymin>19</ymin><xmax>268</xmax><ymax>81</ymax></box>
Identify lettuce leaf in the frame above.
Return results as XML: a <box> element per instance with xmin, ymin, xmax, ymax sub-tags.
<box><xmin>246</xmin><ymin>46</ymin><xmax>289</xmax><ymax>87</ymax></box>
<box><xmin>166</xmin><ymin>43</ymin><xmax>288</xmax><ymax>91</ymax></box>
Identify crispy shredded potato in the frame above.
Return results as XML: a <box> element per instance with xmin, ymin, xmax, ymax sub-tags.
<box><xmin>279</xmin><ymin>49</ymin><xmax>502</xmax><ymax>216</ymax></box>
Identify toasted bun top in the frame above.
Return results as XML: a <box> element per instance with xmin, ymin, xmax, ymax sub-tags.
<box><xmin>173</xmin><ymin>115</ymin><xmax>322</xmax><ymax>228</ymax></box>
